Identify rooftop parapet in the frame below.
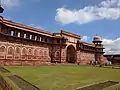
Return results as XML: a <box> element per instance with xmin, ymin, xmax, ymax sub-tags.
<box><xmin>0</xmin><ymin>16</ymin><xmax>53</xmax><ymax>37</ymax></box>
<box><xmin>61</xmin><ymin>30</ymin><xmax>81</xmax><ymax>39</ymax></box>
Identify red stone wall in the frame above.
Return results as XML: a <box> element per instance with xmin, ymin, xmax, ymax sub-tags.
<box><xmin>76</xmin><ymin>51</ymin><xmax>81</xmax><ymax>63</ymax></box>
<box><xmin>61</xmin><ymin>48</ymin><xmax>66</xmax><ymax>63</ymax></box>
<box><xmin>60</xmin><ymin>45</ymin><xmax>97</xmax><ymax>65</ymax></box>
<box><xmin>51</xmin><ymin>46</ymin><xmax>60</xmax><ymax>63</ymax></box>
<box><xmin>78</xmin><ymin>51</ymin><xmax>95</xmax><ymax>65</ymax></box>
<box><xmin>0</xmin><ymin>17</ymin><xmax>105</xmax><ymax>66</ymax></box>
<box><xmin>99</xmin><ymin>55</ymin><xmax>105</xmax><ymax>65</ymax></box>
<box><xmin>0</xmin><ymin>39</ymin><xmax>104</xmax><ymax>66</ymax></box>
<box><xmin>0</xmin><ymin>41</ymin><xmax>51</xmax><ymax>66</ymax></box>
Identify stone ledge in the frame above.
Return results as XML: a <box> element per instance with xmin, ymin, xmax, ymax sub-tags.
<box><xmin>76</xmin><ymin>81</ymin><xmax>119</xmax><ymax>90</ymax></box>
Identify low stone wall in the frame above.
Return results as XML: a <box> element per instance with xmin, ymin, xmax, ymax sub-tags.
<box><xmin>0</xmin><ymin>60</ymin><xmax>51</xmax><ymax>66</ymax></box>
<box><xmin>8</xmin><ymin>75</ymin><xmax>40</xmax><ymax>90</ymax></box>
<box><xmin>104</xmin><ymin>83</ymin><xmax>120</xmax><ymax>90</ymax></box>
<box><xmin>76</xmin><ymin>81</ymin><xmax>119</xmax><ymax>90</ymax></box>
<box><xmin>0</xmin><ymin>75</ymin><xmax>12</xmax><ymax>90</ymax></box>
<box><xmin>0</xmin><ymin>67</ymin><xmax>10</xmax><ymax>73</ymax></box>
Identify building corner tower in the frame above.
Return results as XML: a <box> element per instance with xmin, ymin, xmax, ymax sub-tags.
<box><xmin>93</xmin><ymin>35</ymin><xmax>105</xmax><ymax>64</ymax></box>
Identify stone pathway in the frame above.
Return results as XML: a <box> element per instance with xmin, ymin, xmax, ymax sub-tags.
<box><xmin>0</xmin><ymin>75</ymin><xmax>12</xmax><ymax>90</ymax></box>
<box><xmin>76</xmin><ymin>81</ymin><xmax>119</xmax><ymax>90</ymax></box>
<box><xmin>0</xmin><ymin>67</ymin><xmax>10</xmax><ymax>73</ymax></box>
<box><xmin>0</xmin><ymin>67</ymin><xmax>40</xmax><ymax>90</ymax></box>
<box><xmin>103</xmin><ymin>66</ymin><xmax>120</xmax><ymax>69</ymax></box>
<box><xmin>8</xmin><ymin>75</ymin><xmax>40</xmax><ymax>90</ymax></box>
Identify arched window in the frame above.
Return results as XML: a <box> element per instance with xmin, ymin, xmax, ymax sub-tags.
<box><xmin>39</xmin><ymin>50</ymin><xmax>43</xmax><ymax>56</ymax></box>
<box><xmin>22</xmin><ymin>48</ymin><xmax>27</xmax><ymax>55</ymax></box>
<box><xmin>30</xmin><ymin>35</ymin><xmax>32</xmax><ymax>39</ymax></box>
<box><xmin>56</xmin><ymin>52</ymin><xmax>60</xmax><ymax>57</ymax></box>
<box><xmin>28</xmin><ymin>49</ymin><xmax>32</xmax><ymax>55</ymax></box>
<box><xmin>45</xmin><ymin>37</ymin><xmax>47</xmax><ymax>42</ymax></box>
<box><xmin>40</xmin><ymin>37</ymin><xmax>42</xmax><ymax>41</ymax></box>
<box><xmin>62</xmin><ymin>52</ymin><xmax>65</xmax><ymax>56</ymax></box>
<box><xmin>18</xmin><ymin>32</ymin><xmax>21</xmax><ymax>37</ymax></box>
<box><xmin>8</xmin><ymin>47</ymin><xmax>14</xmax><ymax>55</ymax></box>
<box><xmin>34</xmin><ymin>49</ymin><xmax>38</xmax><ymax>56</ymax></box>
<box><xmin>44</xmin><ymin>51</ymin><xmax>47</xmax><ymax>56</ymax></box>
<box><xmin>0</xmin><ymin>46</ymin><xmax>5</xmax><ymax>53</ymax></box>
<box><xmin>10</xmin><ymin>31</ymin><xmax>14</xmax><ymax>36</ymax></box>
<box><xmin>24</xmin><ymin>33</ymin><xmax>26</xmax><ymax>38</ymax></box>
<box><xmin>35</xmin><ymin>36</ymin><xmax>37</xmax><ymax>40</ymax></box>
<box><xmin>16</xmin><ymin>47</ymin><xmax>20</xmax><ymax>54</ymax></box>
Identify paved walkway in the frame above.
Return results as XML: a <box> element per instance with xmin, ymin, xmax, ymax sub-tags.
<box><xmin>76</xmin><ymin>81</ymin><xmax>119</xmax><ymax>90</ymax></box>
<box><xmin>8</xmin><ymin>75</ymin><xmax>40</xmax><ymax>90</ymax></box>
<box><xmin>0</xmin><ymin>67</ymin><xmax>40</xmax><ymax>90</ymax></box>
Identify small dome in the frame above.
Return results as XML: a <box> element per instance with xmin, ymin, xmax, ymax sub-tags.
<box><xmin>93</xmin><ymin>35</ymin><xmax>101</xmax><ymax>41</ymax></box>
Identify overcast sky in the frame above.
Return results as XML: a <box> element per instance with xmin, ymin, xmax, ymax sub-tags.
<box><xmin>1</xmin><ymin>0</ymin><xmax>120</xmax><ymax>54</ymax></box>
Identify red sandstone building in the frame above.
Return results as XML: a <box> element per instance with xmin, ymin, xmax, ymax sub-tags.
<box><xmin>0</xmin><ymin>16</ymin><xmax>105</xmax><ymax>66</ymax></box>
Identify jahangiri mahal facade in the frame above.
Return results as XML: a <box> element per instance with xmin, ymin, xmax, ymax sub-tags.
<box><xmin>0</xmin><ymin>16</ymin><xmax>105</xmax><ymax>66</ymax></box>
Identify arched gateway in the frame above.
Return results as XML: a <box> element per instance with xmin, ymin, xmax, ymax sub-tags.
<box><xmin>66</xmin><ymin>45</ymin><xmax>76</xmax><ymax>63</ymax></box>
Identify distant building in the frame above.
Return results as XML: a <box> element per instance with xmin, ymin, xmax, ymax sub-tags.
<box><xmin>0</xmin><ymin>16</ymin><xmax>105</xmax><ymax>66</ymax></box>
<box><xmin>104</xmin><ymin>54</ymin><xmax>120</xmax><ymax>64</ymax></box>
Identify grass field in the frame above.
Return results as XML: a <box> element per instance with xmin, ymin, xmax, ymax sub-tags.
<box><xmin>5</xmin><ymin>65</ymin><xmax>120</xmax><ymax>90</ymax></box>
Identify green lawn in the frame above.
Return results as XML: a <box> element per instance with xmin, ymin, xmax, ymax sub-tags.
<box><xmin>5</xmin><ymin>65</ymin><xmax>120</xmax><ymax>90</ymax></box>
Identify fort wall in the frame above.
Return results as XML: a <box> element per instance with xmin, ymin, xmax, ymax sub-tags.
<box><xmin>0</xmin><ymin>40</ymin><xmax>51</xmax><ymax>66</ymax></box>
<box><xmin>0</xmin><ymin>16</ymin><xmax>105</xmax><ymax>66</ymax></box>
